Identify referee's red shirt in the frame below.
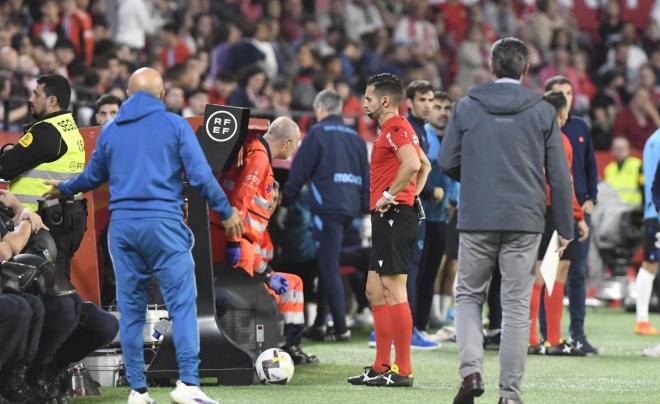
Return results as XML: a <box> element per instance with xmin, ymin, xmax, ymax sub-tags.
<box><xmin>370</xmin><ymin>115</ymin><xmax>421</xmax><ymax>210</ymax></box>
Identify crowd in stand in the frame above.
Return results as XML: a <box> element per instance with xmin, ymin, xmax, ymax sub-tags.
<box><xmin>0</xmin><ymin>0</ymin><xmax>659</xmax><ymax>151</ymax></box>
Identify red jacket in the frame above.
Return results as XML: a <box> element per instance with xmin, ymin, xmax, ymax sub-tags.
<box><xmin>546</xmin><ymin>133</ymin><xmax>583</xmax><ymax>222</ymax></box>
<box><xmin>161</xmin><ymin>41</ymin><xmax>192</xmax><ymax>69</ymax></box>
<box><xmin>62</xmin><ymin>10</ymin><xmax>94</xmax><ymax>66</ymax></box>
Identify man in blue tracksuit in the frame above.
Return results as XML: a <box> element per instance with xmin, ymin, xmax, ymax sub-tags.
<box><xmin>283</xmin><ymin>89</ymin><xmax>369</xmax><ymax>341</ymax></box>
<box><xmin>403</xmin><ymin>80</ymin><xmax>440</xmax><ymax>348</ymax></box>
<box><xmin>416</xmin><ymin>91</ymin><xmax>458</xmax><ymax>339</ymax></box>
<box><xmin>43</xmin><ymin>68</ymin><xmax>242</xmax><ymax>404</ymax></box>
<box><xmin>545</xmin><ymin>76</ymin><xmax>599</xmax><ymax>353</ymax></box>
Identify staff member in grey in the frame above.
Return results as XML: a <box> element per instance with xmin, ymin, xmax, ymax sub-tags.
<box><xmin>438</xmin><ymin>37</ymin><xmax>574</xmax><ymax>404</ymax></box>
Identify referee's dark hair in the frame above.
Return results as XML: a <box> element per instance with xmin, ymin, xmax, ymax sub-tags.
<box><xmin>36</xmin><ymin>74</ymin><xmax>71</xmax><ymax>110</ymax></box>
<box><xmin>543</xmin><ymin>91</ymin><xmax>568</xmax><ymax>114</ymax></box>
<box><xmin>95</xmin><ymin>94</ymin><xmax>122</xmax><ymax>111</ymax></box>
<box><xmin>433</xmin><ymin>90</ymin><xmax>452</xmax><ymax>103</ymax></box>
<box><xmin>406</xmin><ymin>80</ymin><xmax>434</xmax><ymax>100</ymax></box>
<box><xmin>367</xmin><ymin>73</ymin><xmax>404</xmax><ymax>104</ymax></box>
<box><xmin>544</xmin><ymin>75</ymin><xmax>573</xmax><ymax>92</ymax></box>
<box><xmin>490</xmin><ymin>37</ymin><xmax>529</xmax><ymax>80</ymax></box>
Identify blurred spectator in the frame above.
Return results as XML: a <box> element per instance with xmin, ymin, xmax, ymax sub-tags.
<box><xmin>182</xmin><ymin>88</ymin><xmax>208</xmax><ymax>118</ymax></box>
<box><xmin>539</xmin><ymin>49</ymin><xmax>582</xmax><ymax>97</ymax></box>
<box><xmin>114</xmin><ymin>0</ymin><xmax>156</xmax><ymax>50</ymax></box>
<box><xmin>31</xmin><ymin>0</ymin><xmax>62</xmax><ymax>49</ymax></box>
<box><xmin>343</xmin><ymin>0</ymin><xmax>384</xmax><ymax>44</ymax></box>
<box><xmin>599</xmin><ymin>0</ymin><xmax>623</xmax><ymax>58</ymax></box>
<box><xmin>333</xmin><ymin>78</ymin><xmax>368</xmax><ymax>140</ymax></box>
<box><xmin>484</xmin><ymin>0</ymin><xmax>518</xmax><ymax>40</ymax></box>
<box><xmin>271</xmin><ymin>80</ymin><xmax>293</xmax><ymax>118</ymax></box>
<box><xmin>531</xmin><ymin>0</ymin><xmax>565</xmax><ymax>58</ymax></box>
<box><xmin>438</xmin><ymin>0</ymin><xmax>469</xmax><ymax>44</ymax></box>
<box><xmin>54</xmin><ymin>38</ymin><xmax>85</xmax><ymax>78</ymax></box>
<box><xmin>393</xmin><ymin>0</ymin><xmax>439</xmax><ymax>59</ymax></box>
<box><xmin>60</xmin><ymin>0</ymin><xmax>94</xmax><ymax>66</ymax></box>
<box><xmin>164</xmin><ymin>86</ymin><xmax>185</xmax><ymax>115</ymax></box>
<box><xmin>161</xmin><ymin>22</ymin><xmax>192</xmax><ymax>70</ymax></box>
<box><xmin>292</xmin><ymin>42</ymin><xmax>321</xmax><ymax>110</ymax></box>
<box><xmin>227</xmin><ymin>66</ymin><xmax>269</xmax><ymax>109</ymax></box>
<box><xmin>208</xmin><ymin>72</ymin><xmax>236</xmax><ymax>106</ymax></box>
<box><xmin>592</xmin><ymin>69</ymin><xmax>626</xmax><ymax>120</ymax></box>
<box><xmin>455</xmin><ymin>25</ymin><xmax>489</xmax><ymax>92</ymax></box>
<box><xmin>208</xmin><ymin>23</ymin><xmax>242</xmax><ymax>82</ymax></box>
<box><xmin>94</xmin><ymin>93</ymin><xmax>122</xmax><ymax>126</ymax></box>
<box><xmin>613</xmin><ymin>87</ymin><xmax>660</xmax><ymax>151</ymax></box>
<box><xmin>38</xmin><ymin>49</ymin><xmax>62</xmax><ymax>75</ymax></box>
<box><xmin>573</xmin><ymin>51</ymin><xmax>597</xmax><ymax>111</ymax></box>
<box><xmin>604</xmin><ymin>137</ymin><xmax>643</xmax><ymax>206</ymax></box>
<box><xmin>252</xmin><ymin>20</ymin><xmax>281</xmax><ymax>81</ymax></box>
<box><xmin>640</xmin><ymin>64</ymin><xmax>660</xmax><ymax>107</ymax></box>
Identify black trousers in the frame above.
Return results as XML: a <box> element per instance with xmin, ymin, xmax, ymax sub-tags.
<box><xmin>416</xmin><ymin>221</ymin><xmax>447</xmax><ymax>331</ymax></box>
<box><xmin>33</xmin><ymin>294</ymin><xmax>81</xmax><ymax>367</ymax></box>
<box><xmin>0</xmin><ymin>295</ymin><xmax>33</xmax><ymax>369</ymax></box>
<box><xmin>54</xmin><ymin>301</ymin><xmax>119</xmax><ymax>368</ymax></box>
<box><xmin>39</xmin><ymin>200</ymin><xmax>87</xmax><ymax>277</ymax></box>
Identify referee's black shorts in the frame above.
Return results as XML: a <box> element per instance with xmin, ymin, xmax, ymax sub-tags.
<box><xmin>370</xmin><ymin>205</ymin><xmax>418</xmax><ymax>275</ymax></box>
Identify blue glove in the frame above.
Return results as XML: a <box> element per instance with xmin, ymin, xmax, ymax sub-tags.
<box><xmin>268</xmin><ymin>274</ymin><xmax>289</xmax><ymax>295</ymax></box>
<box><xmin>226</xmin><ymin>242</ymin><xmax>241</xmax><ymax>266</ymax></box>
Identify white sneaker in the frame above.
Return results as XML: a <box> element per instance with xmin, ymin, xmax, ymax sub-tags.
<box><xmin>642</xmin><ymin>343</ymin><xmax>660</xmax><ymax>358</ymax></box>
<box><xmin>170</xmin><ymin>381</ymin><xmax>219</xmax><ymax>404</ymax></box>
<box><xmin>128</xmin><ymin>390</ymin><xmax>156</xmax><ymax>404</ymax></box>
<box><xmin>352</xmin><ymin>309</ymin><xmax>374</xmax><ymax>326</ymax></box>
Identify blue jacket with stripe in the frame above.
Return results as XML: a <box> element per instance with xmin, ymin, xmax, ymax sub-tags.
<box><xmin>283</xmin><ymin>115</ymin><xmax>370</xmax><ymax>217</ymax></box>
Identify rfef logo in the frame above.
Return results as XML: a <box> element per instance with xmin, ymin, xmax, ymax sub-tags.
<box><xmin>206</xmin><ymin>110</ymin><xmax>238</xmax><ymax>142</ymax></box>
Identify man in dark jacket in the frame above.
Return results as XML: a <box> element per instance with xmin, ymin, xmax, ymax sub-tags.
<box><xmin>544</xmin><ymin>76</ymin><xmax>599</xmax><ymax>354</ymax></box>
<box><xmin>439</xmin><ymin>38</ymin><xmax>574</xmax><ymax>404</ymax></box>
<box><xmin>283</xmin><ymin>89</ymin><xmax>370</xmax><ymax>341</ymax></box>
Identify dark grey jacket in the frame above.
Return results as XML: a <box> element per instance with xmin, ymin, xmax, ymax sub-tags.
<box><xmin>438</xmin><ymin>82</ymin><xmax>574</xmax><ymax>239</ymax></box>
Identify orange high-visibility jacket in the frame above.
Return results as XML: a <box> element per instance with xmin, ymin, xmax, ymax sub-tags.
<box><xmin>211</xmin><ymin>136</ymin><xmax>274</xmax><ymax>265</ymax></box>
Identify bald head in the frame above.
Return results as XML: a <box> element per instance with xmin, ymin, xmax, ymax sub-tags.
<box><xmin>263</xmin><ymin>117</ymin><xmax>301</xmax><ymax>160</ymax></box>
<box><xmin>128</xmin><ymin>67</ymin><xmax>164</xmax><ymax>98</ymax></box>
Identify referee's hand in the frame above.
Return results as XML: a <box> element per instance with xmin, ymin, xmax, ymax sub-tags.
<box><xmin>376</xmin><ymin>196</ymin><xmax>398</xmax><ymax>212</ymax></box>
<box><xmin>222</xmin><ymin>207</ymin><xmax>244</xmax><ymax>238</ymax></box>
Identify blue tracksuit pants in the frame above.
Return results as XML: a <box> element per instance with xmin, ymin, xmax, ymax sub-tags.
<box><xmin>108</xmin><ymin>218</ymin><xmax>199</xmax><ymax>389</ymax></box>
<box><xmin>312</xmin><ymin>213</ymin><xmax>352</xmax><ymax>334</ymax></box>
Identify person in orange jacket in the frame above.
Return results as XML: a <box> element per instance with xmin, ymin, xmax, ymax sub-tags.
<box><xmin>210</xmin><ymin>117</ymin><xmax>300</xmax><ymax>269</ymax></box>
<box><xmin>253</xmin><ymin>183</ymin><xmax>319</xmax><ymax>364</ymax></box>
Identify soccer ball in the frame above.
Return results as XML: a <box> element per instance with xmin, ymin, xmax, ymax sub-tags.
<box><xmin>255</xmin><ymin>348</ymin><xmax>295</xmax><ymax>385</ymax></box>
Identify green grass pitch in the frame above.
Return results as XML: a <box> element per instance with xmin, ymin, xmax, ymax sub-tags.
<box><xmin>80</xmin><ymin>308</ymin><xmax>660</xmax><ymax>403</ymax></box>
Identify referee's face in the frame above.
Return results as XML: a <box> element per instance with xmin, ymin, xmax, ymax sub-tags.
<box><xmin>363</xmin><ymin>85</ymin><xmax>382</xmax><ymax>120</ymax></box>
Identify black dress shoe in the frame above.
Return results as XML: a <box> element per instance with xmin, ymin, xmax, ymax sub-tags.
<box><xmin>498</xmin><ymin>397</ymin><xmax>523</xmax><ymax>404</ymax></box>
<box><xmin>453</xmin><ymin>372</ymin><xmax>484</xmax><ymax>404</ymax></box>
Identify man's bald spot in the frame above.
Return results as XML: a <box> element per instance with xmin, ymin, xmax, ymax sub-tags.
<box><xmin>128</xmin><ymin>67</ymin><xmax>164</xmax><ymax>98</ymax></box>
<box><xmin>267</xmin><ymin>117</ymin><xmax>300</xmax><ymax>141</ymax></box>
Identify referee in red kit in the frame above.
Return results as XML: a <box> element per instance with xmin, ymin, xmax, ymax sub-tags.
<box><xmin>348</xmin><ymin>73</ymin><xmax>431</xmax><ymax>387</ymax></box>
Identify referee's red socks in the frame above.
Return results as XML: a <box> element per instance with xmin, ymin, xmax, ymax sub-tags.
<box><xmin>372</xmin><ymin>304</ymin><xmax>392</xmax><ymax>372</ymax></box>
<box><xmin>389</xmin><ymin>302</ymin><xmax>412</xmax><ymax>376</ymax></box>
<box><xmin>544</xmin><ymin>282</ymin><xmax>565</xmax><ymax>346</ymax></box>
<box><xmin>529</xmin><ymin>283</ymin><xmax>542</xmax><ymax>346</ymax></box>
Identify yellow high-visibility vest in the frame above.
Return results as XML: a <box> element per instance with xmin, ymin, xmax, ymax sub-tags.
<box><xmin>10</xmin><ymin>112</ymin><xmax>85</xmax><ymax>211</ymax></box>
<box><xmin>604</xmin><ymin>157</ymin><xmax>643</xmax><ymax>206</ymax></box>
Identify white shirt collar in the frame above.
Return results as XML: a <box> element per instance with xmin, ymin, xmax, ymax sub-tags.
<box><xmin>495</xmin><ymin>78</ymin><xmax>521</xmax><ymax>84</ymax></box>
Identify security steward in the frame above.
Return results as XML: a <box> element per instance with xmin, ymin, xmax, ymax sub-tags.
<box><xmin>0</xmin><ymin>74</ymin><xmax>87</xmax><ymax>277</ymax></box>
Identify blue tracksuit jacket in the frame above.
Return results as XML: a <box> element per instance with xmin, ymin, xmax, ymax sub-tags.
<box><xmin>283</xmin><ymin>115</ymin><xmax>369</xmax><ymax>217</ymax></box>
<box><xmin>59</xmin><ymin>91</ymin><xmax>232</xmax><ymax>220</ymax></box>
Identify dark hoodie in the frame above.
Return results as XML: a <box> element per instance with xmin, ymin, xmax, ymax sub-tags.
<box><xmin>438</xmin><ymin>82</ymin><xmax>574</xmax><ymax>238</ymax></box>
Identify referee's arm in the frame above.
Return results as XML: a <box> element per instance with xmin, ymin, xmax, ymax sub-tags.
<box><xmin>415</xmin><ymin>150</ymin><xmax>431</xmax><ymax>195</ymax></box>
<box><xmin>387</xmin><ymin>144</ymin><xmax>422</xmax><ymax>195</ymax></box>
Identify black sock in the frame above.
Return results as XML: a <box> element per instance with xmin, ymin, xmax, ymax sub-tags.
<box><xmin>136</xmin><ymin>387</ymin><xmax>148</xmax><ymax>394</ymax></box>
<box><xmin>183</xmin><ymin>381</ymin><xmax>197</xmax><ymax>387</ymax></box>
